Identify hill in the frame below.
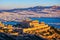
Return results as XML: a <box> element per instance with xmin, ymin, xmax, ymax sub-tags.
<box><xmin>0</xmin><ymin>6</ymin><xmax>60</xmax><ymax>21</ymax></box>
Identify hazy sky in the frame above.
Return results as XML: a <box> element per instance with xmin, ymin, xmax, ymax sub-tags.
<box><xmin>0</xmin><ymin>0</ymin><xmax>60</xmax><ymax>9</ymax></box>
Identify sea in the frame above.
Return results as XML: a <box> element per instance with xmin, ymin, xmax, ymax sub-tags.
<box><xmin>30</xmin><ymin>17</ymin><xmax>60</xmax><ymax>29</ymax></box>
<box><xmin>3</xmin><ymin>17</ymin><xmax>60</xmax><ymax>29</ymax></box>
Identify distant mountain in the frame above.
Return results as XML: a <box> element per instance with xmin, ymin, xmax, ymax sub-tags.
<box><xmin>0</xmin><ymin>6</ymin><xmax>60</xmax><ymax>21</ymax></box>
<box><xmin>0</xmin><ymin>6</ymin><xmax>60</xmax><ymax>13</ymax></box>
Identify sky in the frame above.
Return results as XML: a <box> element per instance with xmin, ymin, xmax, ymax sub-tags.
<box><xmin>0</xmin><ymin>0</ymin><xmax>60</xmax><ymax>9</ymax></box>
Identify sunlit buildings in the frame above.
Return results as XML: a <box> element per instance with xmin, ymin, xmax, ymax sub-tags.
<box><xmin>0</xmin><ymin>21</ymin><xmax>18</xmax><ymax>36</ymax></box>
<box><xmin>23</xmin><ymin>20</ymin><xmax>49</xmax><ymax>33</ymax></box>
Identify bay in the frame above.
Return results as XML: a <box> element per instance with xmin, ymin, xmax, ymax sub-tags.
<box><xmin>30</xmin><ymin>17</ymin><xmax>60</xmax><ymax>28</ymax></box>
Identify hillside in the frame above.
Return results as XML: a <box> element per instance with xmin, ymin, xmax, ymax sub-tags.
<box><xmin>0</xmin><ymin>32</ymin><xmax>46</xmax><ymax>40</ymax></box>
<box><xmin>0</xmin><ymin>6</ymin><xmax>60</xmax><ymax>21</ymax></box>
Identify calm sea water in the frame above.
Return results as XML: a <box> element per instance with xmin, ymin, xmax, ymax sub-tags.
<box><xmin>30</xmin><ymin>17</ymin><xmax>60</xmax><ymax>28</ymax></box>
<box><xmin>3</xmin><ymin>17</ymin><xmax>60</xmax><ymax>29</ymax></box>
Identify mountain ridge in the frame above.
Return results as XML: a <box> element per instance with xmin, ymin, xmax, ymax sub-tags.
<box><xmin>0</xmin><ymin>6</ymin><xmax>60</xmax><ymax>12</ymax></box>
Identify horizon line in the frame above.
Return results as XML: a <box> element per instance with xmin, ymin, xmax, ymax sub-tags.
<box><xmin>0</xmin><ymin>5</ymin><xmax>60</xmax><ymax>10</ymax></box>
